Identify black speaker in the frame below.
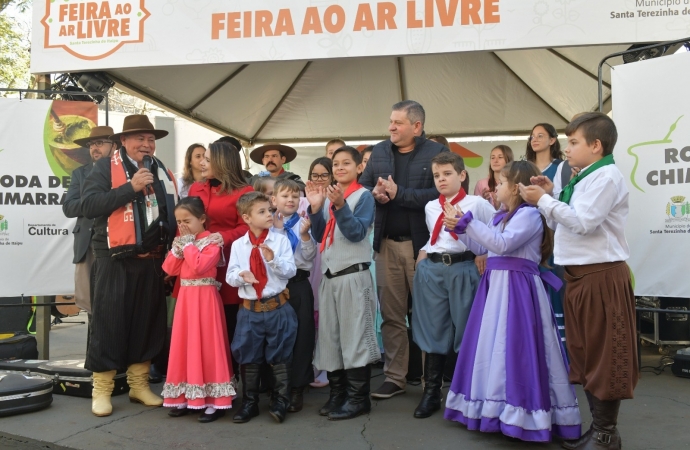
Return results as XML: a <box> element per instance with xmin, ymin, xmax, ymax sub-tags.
<box><xmin>0</xmin><ymin>297</ymin><xmax>32</xmax><ymax>334</ymax></box>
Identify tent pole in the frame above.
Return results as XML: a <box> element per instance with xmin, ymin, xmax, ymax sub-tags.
<box><xmin>396</xmin><ymin>57</ymin><xmax>407</xmax><ymax>101</ymax></box>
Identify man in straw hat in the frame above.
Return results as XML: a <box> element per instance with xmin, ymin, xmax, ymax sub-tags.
<box><xmin>81</xmin><ymin>115</ymin><xmax>178</xmax><ymax>417</ymax></box>
<box><xmin>248</xmin><ymin>143</ymin><xmax>305</xmax><ymax>189</ymax></box>
<box><xmin>63</xmin><ymin>126</ymin><xmax>118</xmax><ymax>313</ymax></box>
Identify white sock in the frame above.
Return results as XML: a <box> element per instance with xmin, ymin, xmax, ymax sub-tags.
<box><xmin>204</xmin><ymin>407</ymin><xmax>216</xmax><ymax>414</ymax></box>
<box><xmin>316</xmin><ymin>371</ymin><xmax>328</xmax><ymax>383</ymax></box>
<box><xmin>177</xmin><ymin>405</ymin><xmax>186</xmax><ymax>409</ymax></box>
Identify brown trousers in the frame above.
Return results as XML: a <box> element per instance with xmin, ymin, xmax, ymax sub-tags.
<box><xmin>563</xmin><ymin>261</ymin><xmax>638</xmax><ymax>401</ymax></box>
<box><xmin>376</xmin><ymin>239</ymin><xmax>416</xmax><ymax>388</ymax></box>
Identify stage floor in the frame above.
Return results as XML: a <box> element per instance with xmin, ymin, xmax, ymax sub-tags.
<box><xmin>1</xmin><ymin>312</ymin><xmax>689</xmax><ymax>450</ymax></box>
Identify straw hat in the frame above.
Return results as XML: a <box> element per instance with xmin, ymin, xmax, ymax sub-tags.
<box><xmin>73</xmin><ymin>125</ymin><xmax>115</xmax><ymax>147</ymax></box>
<box><xmin>249</xmin><ymin>143</ymin><xmax>297</xmax><ymax>164</ymax></box>
<box><xmin>109</xmin><ymin>115</ymin><xmax>169</xmax><ymax>141</ymax></box>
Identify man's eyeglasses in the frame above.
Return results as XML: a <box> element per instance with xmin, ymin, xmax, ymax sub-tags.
<box><xmin>310</xmin><ymin>173</ymin><xmax>331</xmax><ymax>181</ymax></box>
<box><xmin>89</xmin><ymin>140</ymin><xmax>113</xmax><ymax>147</ymax></box>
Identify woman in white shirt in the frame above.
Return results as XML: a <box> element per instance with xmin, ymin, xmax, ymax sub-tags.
<box><xmin>177</xmin><ymin>143</ymin><xmax>206</xmax><ymax>198</ymax></box>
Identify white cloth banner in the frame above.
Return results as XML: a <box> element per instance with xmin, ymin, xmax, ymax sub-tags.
<box><xmin>613</xmin><ymin>51</ymin><xmax>690</xmax><ymax>297</ymax></box>
<box><xmin>31</xmin><ymin>0</ymin><xmax>690</xmax><ymax>73</ymax></box>
<box><xmin>0</xmin><ymin>98</ymin><xmax>97</xmax><ymax>296</ymax></box>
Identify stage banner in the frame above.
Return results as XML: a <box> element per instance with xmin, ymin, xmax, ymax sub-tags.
<box><xmin>613</xmin><ymin>51</ymin><xmax>690</xmax><ymax>297</ymax></box>
<box><xmin>31</xmin><ymin>0</ymin><xmax>690</xmax><ymax>73</ymax></box>
<box><xmin>0</xmin><ymin>98</ymin><xmax>98</xmax><ymax>296</ymax></box>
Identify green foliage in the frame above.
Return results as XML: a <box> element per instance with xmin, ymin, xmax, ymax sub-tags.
<box><xmin>0</xmin><ymin>0</ymin><xmax>31</xmax><ymax>95</ymax></box>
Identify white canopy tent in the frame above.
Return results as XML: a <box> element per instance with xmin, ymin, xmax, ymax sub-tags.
<box><xmin>106</xmin><ymin>45</ymin><xmax>624</xmax><ymax>144</ymax></box>
<box><xmin>31</xmin><ymin>0</ymin><xmax>688</xmax><ymax>144</ymax></box>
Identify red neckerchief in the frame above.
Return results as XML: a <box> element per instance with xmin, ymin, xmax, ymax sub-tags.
<box><xmin>277</xmin><ymin>168</ymin><xmax>285</xmax><ymax>175</ymax></box>
<box><xmin>320</xmin><ymin>182</ymin><xmax>362</xmax><ymax>253</ymax></box>
<box><xmin>430</xmin><ymin>189</ymin><xmax>466</xmax><ymax>245</ymax></box>
<box><xmin>248</xmin><ymin>229</ymin><xmax>269</xmax><ymax>299</ymax></box>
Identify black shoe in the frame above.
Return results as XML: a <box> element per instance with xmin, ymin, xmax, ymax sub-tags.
<box><xmin>198</xmin><ymin>409</ymin><xmax>225</xmax><ymax>423</ymax></box>
<box><xmin>328</xmin><ymin>365</ymin><xmax>372</xmax><ymax>421</ymax></box>
<box><xmin>287</xmin><ymin>386</ymin><xmax>304</xmax><ymax>413</ymax></box>
<box><xmin>168</xmin><ymin>407</ymin><xmax>189</xmax><ymax>417</ymax></box>
<box><xmin>319</xmin><ymin>370</ymin><xmax>348</xmax><ymax>416</ymax></box>
<box><xmin>371</xmin><ymin>381</ymin><xmax>405</xmax><ymax>399</ymax></box>
<box><xmin>148</xmin><ymin>364</ymin><xmax>164</xmax><ymax>384</ymax></box>
<box><xmin>268</xmin><ymin>363</ymin><xmax>291</xmax><ymax>423</ymax></box>
<box><xmin>233</xmin><ymin>364</ymin><xmax>261</xmax><ymax>423</ymax></box>
<box><xmin>414</xmin><ymin>353</ymin><xmax>446</xmax><ymax>419</ymax></box>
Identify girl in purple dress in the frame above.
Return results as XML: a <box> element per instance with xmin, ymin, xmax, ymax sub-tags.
<box><xmin>442</xmin><ymin>161</ymin><xmax>581</xmax><ymax>442</ymax></box>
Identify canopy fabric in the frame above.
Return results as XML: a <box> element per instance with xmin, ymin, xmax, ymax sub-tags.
<box><xmin>107</xmin><ymin>45</ymin><xmax>625</xmax><ymax>144</ymax></box>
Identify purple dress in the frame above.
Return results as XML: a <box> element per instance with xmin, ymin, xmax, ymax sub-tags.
<box><xmin>443</xmin><ymin>204</ymin><xmax>581</xmax><ymax>442</ymax></box>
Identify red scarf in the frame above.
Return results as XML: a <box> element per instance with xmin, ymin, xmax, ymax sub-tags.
<box><xmin>430</xmin><ymin>189</ymin><xmax>466</xmax><ymax>246</ymax></box>
<box><xmin>248</xmin><ymin>229</ymin><xmax>269</xmax><ymax>299</ymax></box>
<box><xmin>320</xmin><ymin>182</ymin><xmax>362</xmax><ymax>253</ymax></box>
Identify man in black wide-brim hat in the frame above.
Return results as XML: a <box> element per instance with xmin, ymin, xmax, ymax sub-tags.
<box><xmin>247</xmin><ymin>143</ymin><xmax>305</xmax><ymax>190</ymax></box>
<box><xmin>81</xmin><ymin>114</ymin><xmax>178</xmax><ymax>417</ymax></box>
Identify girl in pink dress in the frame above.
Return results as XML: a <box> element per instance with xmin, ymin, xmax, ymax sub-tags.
<box><xmin>162</xmin><ymin>197</ymin><xmax>236</xmax><ymax>423</ymax></box>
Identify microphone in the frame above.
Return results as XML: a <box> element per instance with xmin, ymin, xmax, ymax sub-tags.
<box><xmin>142</xmin><ymin>155</ymin><xmax>154</xmax><ymax>192</ymax></box>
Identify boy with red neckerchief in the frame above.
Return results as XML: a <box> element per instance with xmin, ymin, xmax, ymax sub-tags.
<box><xmin>307</xmin><ymin>146</ymin><xmax>379</xmax><ymax>421</ymax></box>
<box><xmin>411</xmin><ymin>152</ymin><xmax>495</xmax><ymax>419</ymax></box>
<box><xmin>226</xmin><ymin>191</ymin><xmax>297</xmax><ymax>425</ymax></box>
<box><xmin>520</xmin><ymin>112</ymin><xmax>636</xmax><ymax>450</ymax></box>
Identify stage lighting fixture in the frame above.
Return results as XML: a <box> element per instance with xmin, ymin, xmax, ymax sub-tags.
<box><xmin>73</xmin><ymin>72</ymin><xmax>115</xmax><ymax>104</ymax></box>
<box><xmin>623</xmin><ymin>43</ymin><xmax>668</xmax><ymax>64</ymax></box>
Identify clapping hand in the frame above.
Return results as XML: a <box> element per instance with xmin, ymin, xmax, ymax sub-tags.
<box><xmin>443</xmin><ymin>201</ymin><xmax>463</xmax><ymax>230</ymax></box>
<box><xmin>372</xmin><ymin>178</ymin><xmax>390</xmax><ymax>204</ymax></box>
<box><xmin>529</xmin><ymin>175</ymin><xmax>554</xmax><ymax>195</ymax></box>
<box><xmin>382</xmin><ymin>175</ymin><xmax>398</xmax><ymax>199</ymax></box>
<box><xmin>273</xmin><ymin>211</ymin><xmax>285</xmax><ymax>230</ymax></box>
<box><xmin>305</xmin><ymin>181</ymin><xmax>326</xmax><ymax>212</ymax></box>
<box><xmin>299</xmin><ymin>213</ymin><xmax>311</xmax><ymax>238</ymax></box>
<box><xmin>326</xmin><ymin>184</ymin><xmax>345</xmax><ymax>209</ymax></box>
<box><xmin>259</xmin><ymin>244</ymin><xmax>274</xmax><ymax>262</ymax></box>
<box><xmin>240</xmin><ymin>271</ymin><xmax>259</xmax><ymax>284</ymax></box>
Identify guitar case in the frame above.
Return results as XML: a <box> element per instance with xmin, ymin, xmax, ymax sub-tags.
<box><xmin>0</xmin><ymin>372</ymin><xmax>53</xmax><ymax>417</ymax></box>
<box><xmin>0</xmin><ymin>359</ymin><xmax>129</xmax><ymax>398</ymax></box>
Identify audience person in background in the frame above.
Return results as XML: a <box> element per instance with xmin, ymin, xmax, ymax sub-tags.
<box><xmin>526</xmin><ymin>123</ymin><xmax>564</xmax><ymax>179</ymax></box>
<box><xmin>325</xmin><ymin>139</ymin><xmax>346</xmax><ymax>159</ymax></box>
<box><xmin>81</xmin><ymin>115</ymin><xmax>178</xmax><ymax>417</ymax></box>
<box><xmin>473</xmin><ymin>145</ymin><xmax>514</xmax><ymax>209</ymax></box>
<box><xmin>306</xmin><ymin>156</ymin><xmax>335</xmax><ymax>389</ymax></box>
<box><xmin>64</xmin><ymin>126</ymin><xmax>118</xmax><ymax>313</ymax></box>
<box><xmin>360</xmin><ymin>146</ymin><xmax>373</xmax><ymax>173</ymax></box>
<box><xmin>428</xmin><ymin>135</ymin><xmax>470</xmax><ymax>194</ymax></box>
<box><xmin>177</xmin><ymin>144</ymin><xmax>206</xmax><ymax>199</ymax></box>
<box><xmin>248</xmin><ymin>143</ymin><xmax>305</xmax><ymax>190</ymax></box>
<box><xmin>187</xmin><ymin>141</ymin><xmax>254</xmax><ymax>377</ymax></box>
<box><xmin>359</xmin><ymin>100</ymin><xmax>448</xmax><ymax>400</ymax></box>
<box><xmin>253</xmin><ymin>176</ymin><xmax>276</xmax><ymax>199</ymax></box>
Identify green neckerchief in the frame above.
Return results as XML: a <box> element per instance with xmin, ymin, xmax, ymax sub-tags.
<box><xmin>559</xmin><ymin>154</ymin><xmax>615</xmax><ymax>205</ymax></box>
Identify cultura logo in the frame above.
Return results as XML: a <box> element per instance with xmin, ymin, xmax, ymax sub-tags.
<box><xmin>666</xmin><ymin>196</ymin><xmax>689</xmax><ymax>218</ymax></box>
<box><xmin>41</xmin><ymin>0</ymin><xmax>150</xmax><ymax>60</ymax></box>
<box><xmin>0</xmin><ymin>214</ymin><xmax>7</xmax><ymax>231</ymax></box>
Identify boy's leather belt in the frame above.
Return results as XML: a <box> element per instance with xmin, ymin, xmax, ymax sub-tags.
<box><xmin>325</xmin><ymin>263</ymin><xmax>370</xmax><ymax>279</ymax></box>
<box><xmin>427</xmin><ymin>251</ymin><xmax>475</xmax><ymax>266</ymax></box>
<box><xmin>386</xmin><ymin>235</ymin><xmax>412</xmax><ymax>242</ymax></box>
<box><xmin>242</xmin><ymin>289</ymin><xmax>289</xmax><ymax>313</ymax></box>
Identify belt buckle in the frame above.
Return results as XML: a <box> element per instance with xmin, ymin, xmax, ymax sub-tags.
<box><xmin>595</xmin><ymin>432</ymin><xmax>612</xmax><ymax>445</ymax></box>
<box><xmin>260</xmin><ymin>301</ymin><xmax>269</xmax><ymax>312</ymax></box>
<box><xmin>441</xmin><ymin>253</ymin><xmax>452</xmax><ymax>266</ymax></box>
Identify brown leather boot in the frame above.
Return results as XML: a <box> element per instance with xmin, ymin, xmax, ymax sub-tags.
<box><xmin>562</xmin><ymin>391</ymin><xmax>595</xmax><ymax>449</ymax></box>
<box><xmin>573</xmin><ymin>396</ymin><xmax>621</xmax><ymax>449</ymax></box>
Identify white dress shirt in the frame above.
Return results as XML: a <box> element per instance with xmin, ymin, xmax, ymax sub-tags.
<box><xmin>537</xmin><ymin>164</ymin><xmax>630</xmax><ymax>266</ymax></box>
<box><xmin>226</xmin><ymin>230</ymin><xmax>297</xmax><ymax>300</ymax></box>
<box><xmin>271</xmin><ymin>213</ymin><xmax>317</xmax><ymax>272</ymax></box>
<box><xmin>421</xmin><ymin>194</ymin><xmax>496</xmax><ymax>254</ymax></box>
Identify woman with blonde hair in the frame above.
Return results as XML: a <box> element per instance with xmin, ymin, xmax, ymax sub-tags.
<box><xmin>177</xmin><ymin>144</ymin><xmax>206</xmax><ymax>198</ymax></box>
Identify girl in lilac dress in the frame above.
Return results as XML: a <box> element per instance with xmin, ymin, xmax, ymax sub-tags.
<box><xmin>442</xmin><ymin>161</ymin><xmax>581</xmax><ymax>442</ymax></box>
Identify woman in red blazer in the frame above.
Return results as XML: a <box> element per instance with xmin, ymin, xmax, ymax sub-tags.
<box><xmin>188</xmin><ymin>141</ymin><xmax>253</xmax><ymax>372</ymax></box>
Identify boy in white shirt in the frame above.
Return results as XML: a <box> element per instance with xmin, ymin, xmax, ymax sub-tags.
<box><xmin>520</xmin><ymin>112</ymin><xmax>636</xmax><ymax>450</ymax></box>
<box><xmin>411</xmin><ymin>152</ymin><xmax>495</xmax><ymax>419</ymax></box>
<box><xmin>271</xmin><ymin>179</ymin><xmax>317</xmax><ymax>413</ymax></box>
<box><xmin>226</xmin><ymin>191</ymin><xmax>297</xmax><ymax>424</ymax></box>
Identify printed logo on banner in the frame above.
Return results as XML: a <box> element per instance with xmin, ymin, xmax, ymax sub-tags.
<box><xmin>666</xmin><ymin>196</ymin><xmax>690</xmax><ymax>219</ymax></box>
<box><xmin>0</xmin><ymin>214</ymin><xmax>7</xmax><ymax>232</ymax></box>
<box><xmin>40</xmin><ymin>0</ymin><xmax>150</xmax><ymax>60</ymax></box>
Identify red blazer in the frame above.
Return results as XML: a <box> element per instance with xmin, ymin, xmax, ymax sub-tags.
<box><xmin>188</xmin><ymin>181</ymin><xmax>254</xmax><ymax>305</ymax></box>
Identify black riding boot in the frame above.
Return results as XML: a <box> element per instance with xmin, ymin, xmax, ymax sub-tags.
<box><xmin>233</xmin><ymin>364</ymin><xmax>261</xmax><ymax>423</ymax></box>
<box><xmin>562</xmin><ymin>391</ymin><xmax>595</xmax><ymax>449</ymax></box>
<box><xmin>268</xmin><ymin>363</ymin><xmax>291</xmax><ymax>423</ymax></box>
<box><xmin>287</xmin><ymin>386</ymin><xmax>304</xmax><ymax>412</ymax></box>
<box><xmin>328</xmin><ymin>365</ymin><xmax>371</xmax><ymax>421</ymax></box>
<box><xmin>319</xmin><ymin>370</ymin><xmax>348</xmax><ymax>416</ymax></box>
<box><xmin>414</xmin><ymin>353</ymin><xmax>446</xmax><ymax>418</ymax></box>
<box><xmin>574</xmin><ymin>396</ymin><xmax>621</xmax><ymax>449</ymax></box>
